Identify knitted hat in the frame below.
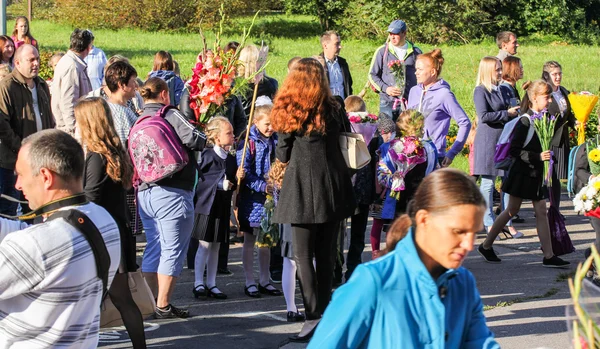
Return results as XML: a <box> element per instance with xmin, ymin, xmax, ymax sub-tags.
<box><xmin>377</xmin><ymin>116</ymin><xmax>396</xmax><ymax>134</ymax></box>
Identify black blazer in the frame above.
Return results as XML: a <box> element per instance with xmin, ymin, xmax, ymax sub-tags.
<box><xmin>321</xmin><ymin>54</ymin><xmax>353</xmax><ymax>98</ymax></box>
<box><xmin>510</xmin><ymin>114</ymin><xmax>543</xmax><ymax>179</ymax></box>
<box><xmin>547</xmin><ymin>86</ymin><xmax>574</xmax><ymax>147</ymax></box>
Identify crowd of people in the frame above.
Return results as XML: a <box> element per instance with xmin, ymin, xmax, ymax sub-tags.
<box><xmin>0</xmin><ymin>15</ymin><xmax>588</xmax><ymax>348</ymax></box>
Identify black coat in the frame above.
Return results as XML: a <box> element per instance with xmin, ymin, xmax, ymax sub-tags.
<box><xmin>240</xmin><ymin>76</ymin><xmax>278</xmax><ymax>116</ymax></box>
<box><xmin>321</xmin><ymin>54</ymin><xmax>353</xmax><ymax>98</ymax></box>
<box><xmin>273</xmin><ymin>105</ymin><xmax>356</xmax><ymax>224</ymax></box>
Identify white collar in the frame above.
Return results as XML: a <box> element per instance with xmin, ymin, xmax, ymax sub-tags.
<box><xmin>214</xmin><ymin>145</ymin><xmax>228</xmax><ymax>160</ymax></box>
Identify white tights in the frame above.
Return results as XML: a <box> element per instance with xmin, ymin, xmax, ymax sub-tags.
<box><xmin>242</xmin><ymin>232</ymin><xmax>271</xmax><ymax>290</ymax></box>
<box><xmin>194</xmin><ymin>241</ymin><xmax>221</xmax><ymax>292</ymax></box>
<box><xmin>282</xmin><ymin>257</ymin><xmax>298</xmax><ymax>312</ymax></box>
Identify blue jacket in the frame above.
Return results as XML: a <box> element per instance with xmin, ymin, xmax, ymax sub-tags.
<box><xmin>309</xmin><ymin>229</ymin><xmax>499</xmax><ymax>349</ymax></box>
<box><xmin>147</xmin><ymin>70</ymin><xmax>184</xmax><ymax>107</ymax></box>
<box><xmin>236</xmin><ymin>125</ymin><xmax>277</xmax><ymax>228</ymax></box>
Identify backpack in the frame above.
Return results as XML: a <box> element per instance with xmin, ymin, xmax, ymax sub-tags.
<box><xmin>567</xmin><ymin>144</ymin><xmax>585</xmax><ymax>197</ymax></box>
<box><xmin>494</xmin><ymin>115</ymin><xmax>535</xmax><ymax>170</ymax></box>
<box><xmin>128</xmin><ymin>105</ymin><xmax>189</xmax><ymax>184</ymax></box>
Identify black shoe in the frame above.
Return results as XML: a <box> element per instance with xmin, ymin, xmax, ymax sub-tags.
<box><xmin>244</xmin><ymin>284</ymin><xmax>261</xmax><ymax>298</ymax></box>
<box><xmin>512</xmin><ymin>214</ymin><xmax>525</xmax><ymax>223</ymax></box>
<box><xmin>192</xmin><ymin>284</ymin><xmax>207</xmax><ymax>298</ymax></box>
<box><xmin>287</xmin><ymin>311</ymin><xmax>306</xmax><ymax>322</ymax></box>
<box><xmin>289</xmin><ymin>319</ymin><xmax>319</xmax><ymax>342</ymax></box>
<box><xmin>543</xmin><ymin>255</ymin><xmax>570</xmax><ymax>268</ymax></box>
<box><xmin>270</xmin><ymin>270</ymin><xmax>282</xmax><ymax>284</ymax></box>
<box><xmin>154</xmin><ymin>304</ymin><xmax>189</xmax><ymax>319</ymax></box>
<box><xmin>230</xmin><ymin>235</ymin><xmax>244</xmax><ymax>244</ymax></box>
<box><xmin>258</xmin><ymin>283</ymin><xmax>282</xmax><ymax>296</ymax></box>
<box><xmin>217</xmin><ymin>268</ymin><xmax>233</xmax><ymax>275</ymax></box>
<box><xmin>208</xmin><ymin>286</ymin><xmax>228</xmax><ymax>299</ymax></box>
<box><xmin>478</xmin><ymin>244</ymin><xmax>501</xmax><ymax>263</ymax></box>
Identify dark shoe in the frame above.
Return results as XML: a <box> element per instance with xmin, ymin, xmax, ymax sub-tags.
<box><xmin>208</xmin><ymin>286</ymin><xmax>228</xmax><ymax>299</ymax></box>
<box><xmin>512</xmin><ymin>214</ymin><xmax>525</xmax><ymax>223</ymax></box>
<box><xmin>289</xmin><ymin>319</ymin><xmax>319</xmax><ymax>342</ymax></box>
<box><xmin>543</xmin><ymin>255</ymin><xmax>570</xmax><ymax>268</ymax></box>
<box><xmin>230</xmin><ymin>235</ymin><xmax>244</xmax><ymax>244</ymax></box>
<box><xmin>154</xmin><ymin>304</ymin><xmax>189</xmax><ymax>319</ymax></box>
<box><xmin>192</xmin><ymin>284</ymin><xmax>207</xmax><ymax>298</ymax></box>
<box><xmin>259</xmin><ymin>283</ymin><xmax>282</xmax><ymax>296</ymax></box>
<box><xmin>244</xmin><ymin>284</ymin><xmax>261</xmax><ymax>298</ymax></box>
<box><xmin>287</xmin><ymin>310</ymin><xmax>306</xmax><ymax>322</ymax></box>
<box><xmin>217</xmin><ymin>268</ymin><xmax>233</xmax><ymax>275</ymax></box>
<box><xmin>270</xmin><ymin>270</ymin><xmax>282</xmax><ymax>284</ymax></box>
<box><xmin>478</xmin><ymin>244</ymin><xmax>501</xmax><ymax>263</ymax></box>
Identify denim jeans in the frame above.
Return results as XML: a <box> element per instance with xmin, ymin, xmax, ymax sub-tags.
<box><xmin>0</xmin><ymin>168</ymin><xmax>18</xmax><ymax>216</ymax></box>
<box><xmin>479</xmin><ymin>175</ymin><xmax>511</xmax><ymax>228</ymax></box>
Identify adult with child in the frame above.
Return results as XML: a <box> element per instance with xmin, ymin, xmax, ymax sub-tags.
<box><xmin>148</xmin><ymin>51</ymin><xmax>184</xmax><ymax>106</ymax></box>
<box><xmin>0</xmin><ymin>44</ymin><xmax>53</xmax><ymax>217</ymax></box>
<box><xmin>192</xmin><ymin>116</ymin><xmax>244</xmax><ymax>301</ymax></box>
<box><xmin>51</xmin><ymin>28</ymin><xmax>94</xmax><ymax>137</ymax></box>
<box><xmin>478</xmin><ymin>80</ymin><xmax>570</xmax><ymax>268</ymax></box>
<box><xmin>11</xmin><ymin>16</ymin><xmax>38</xmax><ymax>50</ymax></box>
<box><xmin>368</xmin><ymin>19</ymin><xmax>422</xmax><ymax>119</ymax></box>
<box><xmin>104</xmin><ymin>60</ymin><xmax>139</xmax><ymax>146</ymax></box>
<box><xmin>74</xmin><ymin>97</ymin><xmax>146</xmax><ymax>348</ymax></box>
<box><xmin>496</xmin><ymin>31</ymin><xmax>519</xmax><ymax>61</ymax></box>
<box><xmin>320</xmin><ymin>31</ymin><xmax>353</xmax><ymax>99</ymax></box>
<box><xmin>472</xmin><ymin>56</ymin><xmax>523</xmax><ymax>239</ymax></box>
<box><xmin>0</xmin><ymin>35</ymin><xmax>15</xmax><ymax>69</ymax></box>
<box><xmin>0</xmin><ymin>129</ymin><xmax>121</xmax><ymax>348</ymax></box>
<box><xmin>542</xmin><ymin>60</ymin><xmax>575</xmax><ymax>208</ymax></box>
<box><xmin>407</xmin><ymin>48</ymin><xmax>471</xmax><ymax>167</ymax></box>
<box><xmin>271</xmin><ymin>57</ymin><xmax>356</xmax><ymax>342</ymax></box>
<box><xmin>136</xmin><ymin>77</ymin><xmax>207</xmax><ymax>318</ymax></box>
<box><xmin>309</xmin><ymin>169</ymin><xmax>499</xmax><ymax>349</ymax></box>
<box><xmin>236</xmin><ymin>102</ymin><xmax>282</xmax><ymax>298</ymax></box>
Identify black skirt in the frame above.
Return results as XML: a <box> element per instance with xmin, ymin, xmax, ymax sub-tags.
<box><xmin>191</xmin><ymin>191</ymin><xmax>230</xmax><ymax>243</ymax></box>
<box><xmin>502</xmin><ymin>168</ymin><xmax>548</xmax><ymax>201</ymax></box>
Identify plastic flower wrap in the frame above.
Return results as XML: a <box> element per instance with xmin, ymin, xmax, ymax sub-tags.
<box><xmin>387</xmin><ymin>60</ymin><xmax>406</xmax><ymax>95</ymax></box>
<box><xmin>384</xmin><ymin>136</ymin><xmax>427</xmax><ymax>200</ymax></box>
<box><xmin>573</xmin><ymin>176</ymin><xmax>600</xmax><ymax>218</ymax></box>
<box><xmin>256</xmin><ymin>194</ymin><xmax>279</xmax><ymax>248</ymax></box>
<box><xmin>531</xmin><ymin>110</ymin><xmax>558</xmax><ymax>187</ymax></box>
<box><xmin>347</xmin><ymin>112</ymin><xmax>378</xmax><ymax>145</ymax></box>
<box><xmin>569</xmin><ymin>91</ymin><xmax>599</xmax><ymax>145</ymax></box>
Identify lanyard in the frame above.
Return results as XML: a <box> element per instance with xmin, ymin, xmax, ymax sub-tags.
<box><xmin>0</xmin><ymin>193</ymin><xmax>88</xmax><ymax>221</ymax></box>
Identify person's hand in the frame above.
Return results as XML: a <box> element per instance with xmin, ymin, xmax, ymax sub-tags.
<box><xmin>540</xmin><ymin>150</ymin><xmax>552</xmax><ymax>161</ymax></box>
<box><xmin>441</xmin><ymin>157</ymin><xmax>453</xmax><ymax>167</ymax></box>
<box><xmin>223</xmin><ymin>180</ymin><xmax>233</xmax><ymax>191</ymax></box>
<box><xmin>266</xmin><ymin>183</ymin><xmax>274</xmax><ymax>195</ymax></box>
<box><xmin>385</xmin><ymin>86</ymin><xmax>402</xmax><ymax>97</ymax></box>
<box><xmin>507</xmin><ymin>106</ymin><xmax>520</xmax><ymax>117</ymax></box>
<box><xmin>236</xmin><ymin>167</ymin><xmax>245</xmax><ymax>180</ymax></box>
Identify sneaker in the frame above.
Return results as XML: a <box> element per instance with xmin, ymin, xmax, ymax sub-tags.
<box><xmin>478</xmin><ymin>244</ymin><xmax>501</xmax><ymax>263</ymax></box>
<box><xmin>542</xmin><ymin>255</ymin><xmax>570</xmax><ymax>268</ymax></box>
<box><xmin>154</xmin><ymin>304</ymin><xmax>190</xmax><ymax>319</ymax></box>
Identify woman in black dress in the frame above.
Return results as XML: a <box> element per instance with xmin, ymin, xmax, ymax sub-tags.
<box><xmin>74</xmin><ymin>97</ymin><xmax>146</xmax><ymax>349</ymax></box>
<box><xmin>477</xmin><ymin>80</ymin><xmax>569</xmax><ymax>269</ymax></box>
<box><xmin>270</xmin><ymin>58</ymin><xmax>356</xmax><ymax>342</ymax></box>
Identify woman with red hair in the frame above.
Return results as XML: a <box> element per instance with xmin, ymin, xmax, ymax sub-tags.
<box><xmin>271</xmin><ymin>57</ymin><xmax>356</xmax><ymax>342</ymax></box>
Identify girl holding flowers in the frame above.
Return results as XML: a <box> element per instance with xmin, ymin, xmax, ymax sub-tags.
<box><xmin>478</xmin><ymin>80</ymin><xmax>570</xmax><ymax>268</ymax></box>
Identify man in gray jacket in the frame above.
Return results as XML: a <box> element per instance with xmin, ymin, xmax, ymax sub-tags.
<box><xmin>51</xmin><ymin>29</ymin><xmax>93</xmax><ymax>136</ymax></box>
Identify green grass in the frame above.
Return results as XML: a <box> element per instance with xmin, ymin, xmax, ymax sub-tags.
<box><xmin>483</xmin><ymin>287</ymin><xmax>560</xmax><ymax>311</ymax></box>
<box><xmin>28</xmin><ymin>15</ymin><xmax>600</xmax><ymax>172</ymax></box>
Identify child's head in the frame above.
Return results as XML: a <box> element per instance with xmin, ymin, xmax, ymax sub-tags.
<box><xmin>49</xmin><ymin>52</ymin><xmax>64</xmax><ymax>70</ymax></box>
<box><xmin>522</xmin><ymin>80</ymin><xmax>552</xmax><ymax>111</ymax></box>
<box><xmin>287</xmin><ymin>56</ymin><xmax>301</xmax><ymax>73</ymax></box>
<box><xmin>377</xmin><ymin>116</ymin><xmax>397</xmax><ymax>143</ymax></box>
<box><xmin>344</xmin><ymin>95</ymin><xmax>366</xmax><ymax>113</ymax></box>
<box><xmin>206</xmin><ymin>116</ymin><xmax>234</xmax><ymax>148</ymax></box>
<box><xmin>254</xmin><ymin>104</ymin><xmax>274</xmax><ymax>138</ymax></box>
<box><xmin>396</xmin><ymin>109</ymin><xmax>424</xmax><ymax>138</ymax></box>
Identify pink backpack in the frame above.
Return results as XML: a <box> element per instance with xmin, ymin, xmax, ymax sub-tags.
<box><xmin>128</xmin><ymin>105</ymin><xmax>189</xmax><ymax>184</ymax></box>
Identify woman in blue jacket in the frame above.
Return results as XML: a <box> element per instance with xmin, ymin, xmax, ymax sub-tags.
<box><xmin>309</xmin><ymin>169</ymin><xmax>500</xmax><ymax>349</ymax></box>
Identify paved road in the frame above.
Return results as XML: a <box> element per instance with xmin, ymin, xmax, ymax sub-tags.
<box><xmin>99</xmin><ymin>195</ymin><xmax>589</xmax><ymax>349</ymax></box>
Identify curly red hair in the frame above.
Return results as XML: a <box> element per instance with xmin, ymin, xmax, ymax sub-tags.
<box><xmin>271</xmin><ymin>58</ymin><xmax>336</xmax><ymax>135</ymax></box>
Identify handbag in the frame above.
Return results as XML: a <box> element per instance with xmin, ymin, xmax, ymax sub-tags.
<box><xmin>339</xmin><ymin>120</ymin><xmax>371</xmax><ymax>170</ymax></box>
<box><xmin>100</xmin><ymin>270</ymin><xmax>156</xmax><ymax>328</ymax></box>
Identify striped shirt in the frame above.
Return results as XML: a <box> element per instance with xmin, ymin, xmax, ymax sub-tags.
<box><xmin>0</xmin><ymin>202</ymin><xmax>121</xmax><ymax>348</ymax></box>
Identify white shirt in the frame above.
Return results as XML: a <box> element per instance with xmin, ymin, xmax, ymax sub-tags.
<box><xmin>393</xmin><ymin>43</ymin><xmax>409</xmax><ymax>60</ymax></box>
<box><xmin>29</xmin><ymin>85</ymin><xmax>42</xmax><ymax>131</ymax></box>
<box><xmin>84</xmin><ymin>46</ymin><xmax>108</xmax><ymax>91</ymax></box>
<box><xmin>0</xmin><ymin>202</ymin><xmax>121</xmax><ymax>349</ymax></box>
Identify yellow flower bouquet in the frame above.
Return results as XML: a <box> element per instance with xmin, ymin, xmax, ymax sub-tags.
<box><xmin>588</xmin><ymin>146</ymin><xmax>600</xmax><ymax>176</ymax></box>
<box><xmin>569</xmin><ymin>91</ymin><xmax>599</xmax><ymax>145</ymax></box>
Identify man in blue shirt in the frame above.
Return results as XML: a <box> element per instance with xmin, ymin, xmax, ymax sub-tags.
<box><xmin>320</xmin><ymin>31</ymin><xmax>353</xmax><ymax>99</ymax></box>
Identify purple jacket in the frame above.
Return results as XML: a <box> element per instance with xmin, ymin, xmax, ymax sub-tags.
<box><xmin>407</xmin><ymin>79</ymin><xmax>471</xmax><ymax>159</ymax></box>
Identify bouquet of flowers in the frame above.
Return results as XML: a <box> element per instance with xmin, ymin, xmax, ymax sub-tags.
<box><xmin>188</xmin><ymin>7</ymin><xmax>263</xmax><ymax>129</ymax></box>
<box><xmin>573</xmin><ymin>176</ymin><xmax>600</xmax><ymax>218</ymax></box>
<box><xmin>256</xmin><ymin>194</ymin><xmax>279</xmax><ymax>248</ymax></box>
<box><xmin>531</xmin><ymin>110</ymin><xmax>559</xmax><ymax>186</ymax></box>
<box><xmin>381</xmin><ymin>136</ymin><xmax>427</xmax><ymax>200</ymax></box>
<box><xmin>569</xmin><ymin>91</ymin><xmax>598</xmax><ymax>145</ymax></box>
<box><xmin>387</xmin><ymin>60</ymin><xmax>406</xmax><ymax>95</ymax></box>
<box><xmin>348</xmin><ymin>112</ymin><xmax>378</xmax><ymax>145</ymax></box>
<box><xmin>587</xmin><ymin>139</ymin><xmax>600</xmax><ymax>176</ymax></box>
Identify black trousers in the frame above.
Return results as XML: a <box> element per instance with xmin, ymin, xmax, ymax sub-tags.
<box><xmin>292</xmin><ymin>221</ymin><xmax>339</xmax><ymax>320</ymax></box>
<box><xmin>334</xmin><ymin>205</ymin><xmax>369</xmax><ymax>282</ymax></box>
<box><xmin>109</xmin><ymin>273</ymin><xmax>147</xmax><ymax>349</ymax></box>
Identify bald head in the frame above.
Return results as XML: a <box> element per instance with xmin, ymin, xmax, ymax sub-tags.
<box><xmin>14</xmin><ymin>44</ymin><xmax>39</xmax><ymax>81</ymax></box>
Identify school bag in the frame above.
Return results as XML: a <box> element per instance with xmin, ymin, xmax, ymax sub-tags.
<box><xmin>128</xmin><ymin>105</ymin><xmax>189</xmax><ymax>184</ymax></box>
<box><xmin>494</xmin><ymin>115</ymin><xmax>535</xmax><ymax>170</ymax></box>
<box><xmin>567</xmin><ymin>143</ymin><xmax>585</xmax><ymax>197</ymax></box>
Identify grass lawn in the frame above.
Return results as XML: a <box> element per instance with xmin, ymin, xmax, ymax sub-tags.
<box><xmin>29</xmin><ymin>15</ymin><xmax>600</xmax><ymax>172</ymax></box>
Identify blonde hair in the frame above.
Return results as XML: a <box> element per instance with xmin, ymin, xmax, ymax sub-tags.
<box><xmin>521</xmin><ymin>80</ymin><xmax>553</xmax><ymax>110</ymax></box>
<box><xmin>344</xmin><ymin>95</ymin><xmax>367</xmax><ymax>113</ymax></box>
<box><xmin>238</xmin><ymin>45</ymin><xmax>260</xmax><ymax>79</ymax></box>
<box><xmin>205</xmin><ymin>116</ymin><xmax>232</xmax><ymax>146</ymax></box>
<box><xmin>254</xmin><ymin>104</ymin><xmax>273</xmax><ymax>123</ymax></box>
<box><xmin>396</xmin><ymin>109</ymin><xmax>424</xmax><ymax>138</ymax></box>
<box><xmin>476</xmin><ymin>56</ymin><xmax>500</xmax><ymax>92</ymax></box>
<box><xmin>74</xmin><ymin>97</ymin><xmax>133</xmax><ymax>189</ymax></box>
